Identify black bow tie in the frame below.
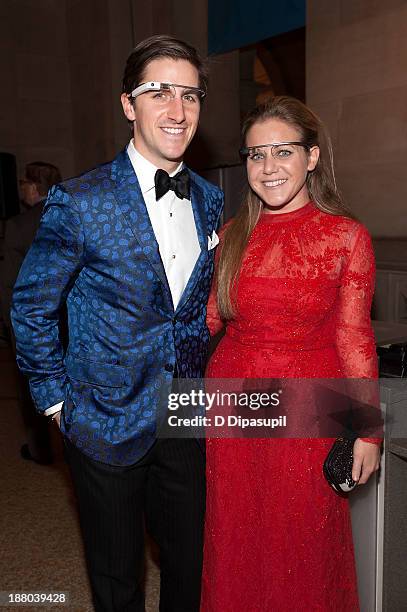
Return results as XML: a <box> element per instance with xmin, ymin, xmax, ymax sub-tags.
<box><xmin>154</xmin><ymin>168</ymin><xmax>190</xmax><ymax>201</ymax></box>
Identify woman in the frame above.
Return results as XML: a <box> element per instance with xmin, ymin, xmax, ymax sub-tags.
<box><xmin>201</xmin><ymin>97</ymin><xmax>381</xmax><ymax>611</ymax></box>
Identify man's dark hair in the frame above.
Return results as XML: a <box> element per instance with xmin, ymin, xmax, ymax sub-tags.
<box><xmin>122</xmin><ymin>35</ymin><xmax>208</xmax><ymax>97</ymax></box>
<box><xmin>25</xmin><ymin>162</ymin><xmax>62</xmax><ymax>197</ymax></box>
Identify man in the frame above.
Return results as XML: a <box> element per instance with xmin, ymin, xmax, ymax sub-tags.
<box><xmin>12</xmin><ymin>36</ymin><xmax>223</xmax><ymax>611</ymax></box>
<box><xmin>1</xmin><ymin>161</ymin><xmax>61</xmax><ymax>464</ymax></box>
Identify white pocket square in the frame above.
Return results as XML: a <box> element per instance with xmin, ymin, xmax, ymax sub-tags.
<box><xmin>208</xmin><ymin>230</ymin><xmax>220</xmax><ymax>250</ymax></box>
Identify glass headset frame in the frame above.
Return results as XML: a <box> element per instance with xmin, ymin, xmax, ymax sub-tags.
<box><xmin>240</xmin><ymin>141</ymin><xmax>311</xmax><ymax>161</ymax></box>
<box><xmin>128</xmin><ymin>81</ymin><xmax>206</xmax><ymax>102</ymax></box>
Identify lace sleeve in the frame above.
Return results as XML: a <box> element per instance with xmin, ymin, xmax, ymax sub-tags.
<box><xmin>335</xmin><ymin>224</ymin><xmax>381</xmax><ymax>444</ymax></box>
<box><xmin>335</xmin><ymin>224</ymin><xmax>377</xmax><ymax>377</ymax></box>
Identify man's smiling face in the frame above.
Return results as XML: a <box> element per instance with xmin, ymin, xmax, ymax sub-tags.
<box><xmin>121</xmin><ymin>57</ymin><xmax>201</xmax><ymax>173</ymax></box>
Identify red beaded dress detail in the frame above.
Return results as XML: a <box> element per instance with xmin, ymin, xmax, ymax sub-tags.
<box><xmin>201</xmin><ymin>202</ymin><xmax>379</xmax><ymax>612</ymax></box>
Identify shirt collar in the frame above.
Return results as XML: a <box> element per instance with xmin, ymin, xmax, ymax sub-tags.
<box><xmin>127</xmin><ymin>140</ymin><xmax>183</xmax><ymax>195</ymax></box>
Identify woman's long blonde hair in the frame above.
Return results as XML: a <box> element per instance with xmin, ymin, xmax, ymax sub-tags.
<box><xmin>216</xmin><ymin>96</ymin><xmax>356</xmax><ymax>320</ymax></box>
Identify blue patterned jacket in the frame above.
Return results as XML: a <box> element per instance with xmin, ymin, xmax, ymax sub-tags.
<box><xmin>11</xmin><ymin>149</ymin><xmax>224</xmax><ymax>465</ymax></box>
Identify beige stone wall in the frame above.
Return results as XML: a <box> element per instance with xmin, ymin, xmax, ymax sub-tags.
<box><xmin>0</xmin><ymin>0</ymin><xmax>74</xmax><ymax>179</ymax></box>
<box><xmin>66</xmin><ymin>0</ymin><xmax>116</xmax><ymax>174</ymax></box>
<box><xmin>307</xmin><ymin>1</ymin><xmax>407</xmax><ymax>237</ymax></box>
<box><xmin>0</xmin><ymin>0</ymin><xmax>240</xmax><ymax>179</ymax></box>
<box><xmin>129</xmin><ymin>0</ymin><xmax>241</xmax><ymax>169</ymax></box>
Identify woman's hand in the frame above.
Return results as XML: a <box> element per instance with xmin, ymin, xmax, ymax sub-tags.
<box><xmin>352</xmin><ymin>439</ymin><xmax>381</xmax><ymax>484</ymax></box>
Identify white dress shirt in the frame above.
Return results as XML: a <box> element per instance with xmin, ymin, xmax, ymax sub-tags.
<box><xmin>127</xmin><ymin>140</ymin><xmax>200</xmax><ymax>308</ymax></box>
<box><xmin>45</xmin><ymin>140</ymin><xmax>200</xmax><ymax>417</ymax></box>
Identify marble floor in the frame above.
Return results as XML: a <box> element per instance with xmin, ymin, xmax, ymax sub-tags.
<box><xmin>0</xmin><ymin>343</ymin><xmax>160</xmax><ymax>611</ymax></box>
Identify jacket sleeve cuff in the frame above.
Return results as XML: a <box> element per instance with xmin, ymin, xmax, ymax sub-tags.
<box><xmin>29</xmin><ymin>374</ymin><xmax>67</xmax><ymax>415</ymax></box>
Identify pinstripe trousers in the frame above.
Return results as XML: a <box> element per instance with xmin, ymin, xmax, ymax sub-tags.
<box><xmin>64</xmin><ymin>436</ymin><xmax>205</xmax><ymax>612</ymax></box>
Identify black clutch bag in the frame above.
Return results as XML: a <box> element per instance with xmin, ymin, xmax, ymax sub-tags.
<box><xmin>323</xmin><ymin>433</ymin><xmax>358</xmax><ymax>493</ymax></box>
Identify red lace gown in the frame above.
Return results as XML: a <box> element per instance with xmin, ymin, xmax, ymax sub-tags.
<box><xmin>201</xmin><ymin>202</ymin><xmax>380</xmax><ymax>612</ymax></box>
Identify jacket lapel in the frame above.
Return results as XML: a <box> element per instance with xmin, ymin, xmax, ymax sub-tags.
<box><xmin>111</xmin><ymin>151</ymin><xmax>210</xmax><ymax>314</ymax></box>
<box><xmin>111</xmin><ymin>150</ymin><xmax>171</xmax><ymax>295</ymax></box>
<box><xmin>175</xmin><ymin>175</ymin><xmax>208</xmax><ymax>313</ymax></box>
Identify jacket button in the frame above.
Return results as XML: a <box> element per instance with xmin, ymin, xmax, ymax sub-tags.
<box><xmin>165</xmin><ymin>364</ymin><xmax>174</xmax><ymax>372</ymax></box>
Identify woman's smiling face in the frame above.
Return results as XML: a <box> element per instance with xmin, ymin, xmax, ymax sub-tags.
<box><xmin>245</xmin><ymin>118</ymin><xmax>319</xmax><ymax>214</ymax></box>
